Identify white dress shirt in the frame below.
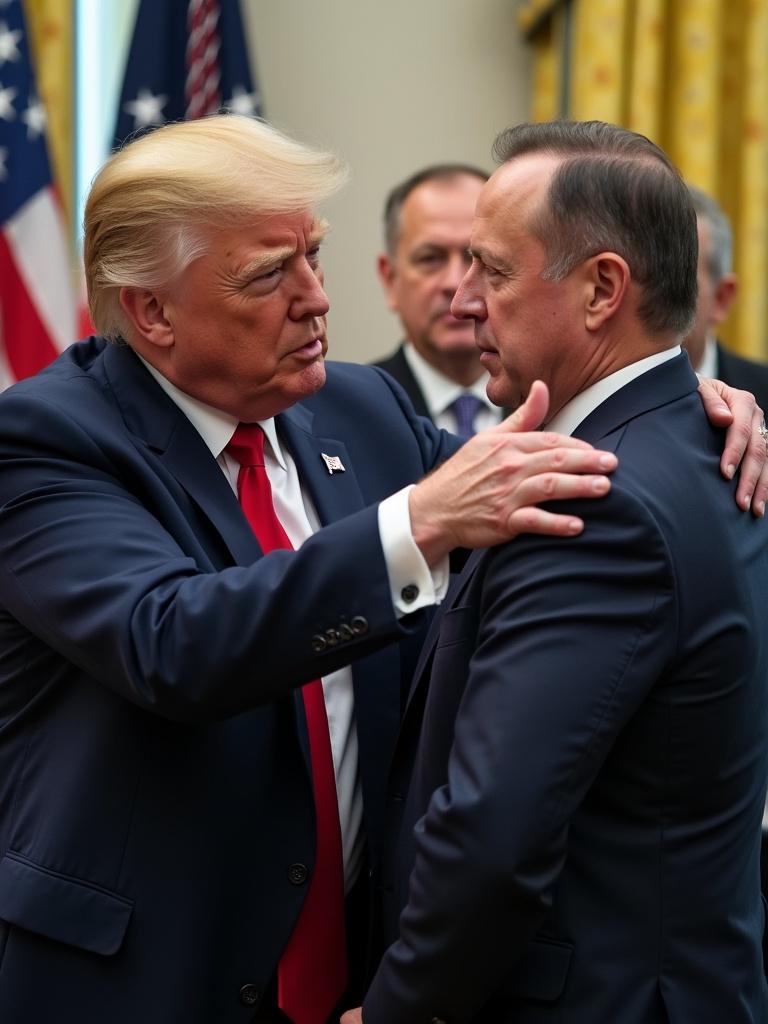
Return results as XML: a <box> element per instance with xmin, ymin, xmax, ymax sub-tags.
<box><xmin>696</xmin><ymin>335</ymin><xmax>718</xmax><ymax>379</ymax></box>
<box><xmin>403</xmin><ymin>342</ymin><xmax>503</xmax><ymax>432</ymax></box>
<box><xmin>139</xmin><ymin>358</ymin><xmax>447</xmax><ymax>888</ymax></box>
<box><xmin>546</xmin><ymin>347</ymin><xmax>681</xmax><ymax>437</ymax></box>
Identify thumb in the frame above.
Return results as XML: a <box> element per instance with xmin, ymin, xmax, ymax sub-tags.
<box><xmin>496</xmin><ymin>380</ymin><xmax>550</xmax><ymax>433</ymax></box>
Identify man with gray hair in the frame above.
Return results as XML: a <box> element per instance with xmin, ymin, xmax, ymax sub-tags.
<box><xmin>353</xmin><ymin>121</ymin><xmax>768</xmax><ymax>1024</ymax></box>
<box><xmin>684</xmin><ymin>185</ymin><xmax>768</xmax><ymax>410</ymax></box>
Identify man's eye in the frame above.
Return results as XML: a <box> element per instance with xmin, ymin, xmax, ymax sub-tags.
<box><xmin>255</xmin><ymin>266</ymin><xmax>281</xmax><ymax>281</ymax></box>
<box><xmin>307</xmin><ymin>246</ymin><xmax>322</xmax><ymax>266</ymax></box>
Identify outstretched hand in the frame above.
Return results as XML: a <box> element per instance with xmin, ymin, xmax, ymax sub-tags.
<box><xmin>409</xmin><ymin>381</ymin><xmax>619</xmax><ymax>565</ymax></box>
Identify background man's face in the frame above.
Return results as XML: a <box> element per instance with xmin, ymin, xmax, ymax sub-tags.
<box><xmin>155</xmin><ymin>212</ymin><xmax>330</xmax><ymax>421</ymax></box>
<box><xmin>378</xmin><ymin>175</ymin><xmax>485</xmax><ymax>366</ymax></box>
<box><xmin>452</xmin><ymin>155</ymin><xmax>584</xmax><ymax>417</ymax></box>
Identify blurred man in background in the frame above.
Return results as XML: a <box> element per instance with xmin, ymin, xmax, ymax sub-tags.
<box><xmin>373</xmin><ymin>165</ymin><xmax>507</xmax><ymax>437</ymax></box>
<box><xmin>684</xmin><ymin>186</ymin><xmax>768</xmax><ymax>410</ymax></box>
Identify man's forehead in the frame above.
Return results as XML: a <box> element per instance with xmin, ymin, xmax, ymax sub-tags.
<box><xmin>253</xmin><ymin>213</ymin><xmax>328</xmax><ymax>248</ymax></box>
<box><xmin>483</xmin><ymin>153</ymin><xmax>560</xmax><ymax>212</ymax></box>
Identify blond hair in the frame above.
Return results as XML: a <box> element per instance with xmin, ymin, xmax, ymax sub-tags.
<box><xmin>84</xmin><ymin>115</ymin><xmax>348</xmax><ymax>339</ymax></box>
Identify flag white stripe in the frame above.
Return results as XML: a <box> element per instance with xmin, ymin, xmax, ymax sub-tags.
<box><xmin>5</xmin><ymin>188</ymin><xmax>77</xmax><ymax>354</ymax></box>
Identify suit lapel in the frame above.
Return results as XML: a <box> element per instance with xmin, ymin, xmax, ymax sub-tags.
<box><xmin>574</xmin><ymin>353</ymin><xmax>698</xmax><ymax>445</ymax></box>
<box><xmin>103</xmin><ymin>344</ymin><xmax>261</xmax><ymax>566</ymax></box>
<box><xmin>276</xmin><ymin>404</ymin><xmax>366</xmax><ymax>524</ymax></box>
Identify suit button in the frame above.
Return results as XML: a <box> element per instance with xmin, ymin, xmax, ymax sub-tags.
<box><xmin>401</xmin><ymin>583</ymin><xmax>419</xmax><ymax>604</ymax></box>
<box><xmin>325</xmin><ymin>628</ymin><xmax>340</xmax><ymax>646</ymax></box>
<box><xmin>239</xmin><ymin>984</ymin><xmax>260</xmax><ymax>1007</ymax></box>
<box><xmin>431</xmin><ymin>1019</ymin><xmax>448</xmax><ymax>1024</ymax></box>
<box><xmin>350</xmin><ymin>616</ymin><xmax>368</xmax><ymax>636</ymax></box>
<box><xmin>288</xmin><ymin>862</ymin><xmax>309</xmax><ymax>885</ymax></box>
<box><xmin>311</xmin><ymin>634</ymin><xmax>327</xmax><ymax>653</ymax></box>
<box><xmin>338</xmin><ymin>623</ymin><xmax>354</xmax><ymax>641</ymax></box>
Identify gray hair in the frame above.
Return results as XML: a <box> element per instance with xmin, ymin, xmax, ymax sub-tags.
<box><xmin>492</xmin><ymin>120</ymin><xmax>698</xmax><ymax>338</ymax></box>
<box><xmin>687</xmin><ymin>185</ymin><xmax>733</xmax><ymax>282</ymax></box>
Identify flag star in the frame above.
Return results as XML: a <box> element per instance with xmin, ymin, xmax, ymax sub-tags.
<box><xmin>0</xmin><ymin>82</ymin><xmax>16</xmax><ymax>120</ymax></box>
<box><xmin>123</xmin><ymin>88</ymin><xmax>167</xmax><ymax>128</ymax></box>
<box><xmin>0</xmin><ymin>145</ymin><xmax>7</xmax><ymax>181</ymax></box>
<box><xmin>224</xmin><ymin>85</ymin><xmax>260</xmax><ymax>116</ymax></box>
<box><xmin>21</xmin><ymin>95</ymin><xmax>45</xmax><ymax>138</ymax></box>
<box><xmin>0</xmin><ymin>21</ymin><xmax>21</xmax><ymax>65</ymax></box>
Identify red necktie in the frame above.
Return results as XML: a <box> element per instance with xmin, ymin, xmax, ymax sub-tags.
<box><xmin>226</xmin><ymin>424</ymin><xmax>347</xmax><ymax>1024</ymax></box>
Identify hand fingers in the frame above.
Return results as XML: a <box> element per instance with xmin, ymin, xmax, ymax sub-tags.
<box><xmin>504</xmin><ymin>379</ymin><xmax>550</xmax><ymax>433</ymax></box>
<box><xmin>507</xmin><ymin>506</ymin><xmax>585</xmax><ymax>538</ymax></box>
<box><xmin>478</xmin><ymin>429</ymin><xmax>600</xmax><ymax>453</ymax></box>
<box><xmin>697</xmin><ymin>378</ymin><xmax>733</xmax><ymax>425</ymax></box>
<box><xmin>503</xmin><ymin>445</ymin><xmax>618</xmax><ymax>475</ymax></box>
<box><xmin>715</xmin><ymin>386</ymin><xmax>757</xmax><ymax>482</ymax></box>
<box><xmin>511</xmin><ymin>470</ymin><xmax>612</xmax><ymax>509</ymax></box>
<box><xmin>733</xmin><ymin>405</ymin><xmax>767</xmax><ymax>515</ymax></box>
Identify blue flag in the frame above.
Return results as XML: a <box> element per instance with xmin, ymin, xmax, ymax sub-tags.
<box><xmin>113</xmin><ymin>0</ymin><xmax>262</xmax><ymax>149</ymax></box>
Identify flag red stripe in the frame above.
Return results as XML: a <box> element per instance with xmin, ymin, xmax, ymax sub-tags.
<box><xmin>0</xmin><ymin>231</ymin><xmax>60</xmax><ymax>381</ymax></box>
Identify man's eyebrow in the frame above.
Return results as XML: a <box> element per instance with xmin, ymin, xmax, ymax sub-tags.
<box><xmin>236</xmin><ymin>221</ymin><xmax>330</xmax><ymax>278</ymax></box>
<box><xmin>238</xmin><ymin>247</ymin><xmax>295</xmax><ymax>278</ymax></box>
<box><xmin>309</xmin><ymin>217</ymin><xmax>329</xmax><ymax>245</ymax></box>
<box><xmin>470</xmin><ymin>244</ymin><xmax>512</xmax><ymax>270</ymax></box>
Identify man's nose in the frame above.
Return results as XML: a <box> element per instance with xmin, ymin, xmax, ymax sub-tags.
<box><xmin>451</xmin><ymin>272</ymin><xmax>485</xmax><ymax>321</ymax></box>
<box><xmin>290</xmin><ymin>266</ymin><xmax>330</xmax><ymax>320</ymax></box>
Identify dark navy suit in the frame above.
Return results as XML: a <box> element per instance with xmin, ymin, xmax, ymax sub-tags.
<box><xmin>0</xmin><ymin>337</ymin><xmax>458</xmax><ymax>1023</ymax></box>
<box><xmin>365</xmin><ymin>355</ymin><xmax>768</xmax><ymax>1023</ymax></box>
<box><xmin>716</xmin><ymin>342</ymin><xmax>768</xmax><ymax>415</ymax></box>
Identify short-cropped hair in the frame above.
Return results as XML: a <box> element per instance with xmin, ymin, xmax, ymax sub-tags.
<box><xmin>84</xmin><ymin>115</ymin><xmax>348</xmax><ymax>340</ymax></box>
<box><xmin>383</xmin><ymin>163</ymin><xmax>488</xmax><ymax>256</ymax></box>
<box><xmin>492</xmin><ymin>120</ymin><xmax>698</xmax><ymax>338</ymax></box>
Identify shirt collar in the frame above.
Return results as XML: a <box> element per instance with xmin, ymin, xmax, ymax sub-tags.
<box><xmin>402</xmin><ymin>341</ymin><xmax>492</xmax><ymax>417</ymax></box>
<box><xmin>137</xmin><ymin>354</ymin><xmax>287</xmax><ymax>469</ymax></box>
<box><xmin>546</xmin><ymin>346</ymin><xmax>681</xmax><ymax>437</ymax></box>
<box><xmin>696</xmin><ymin>335</ymin><xmax>719</xmax><ymax>380</ymax></box>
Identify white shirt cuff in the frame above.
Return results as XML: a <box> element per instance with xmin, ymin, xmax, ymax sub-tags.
<box><xmin>378</xmin><ymin>485</ymin><xmax>449</xmax><ymax>618</ymax></box>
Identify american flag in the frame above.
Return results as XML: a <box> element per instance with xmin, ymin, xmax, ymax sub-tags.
<box><xmin>113</xmin><ymin>0</ymin><xmax>262</xmax><ymax>149</ymax></box>
<box><xmin>0</xmin><ymin>0</ymin><xmax>78</xmax><ymax>389</ymax></box>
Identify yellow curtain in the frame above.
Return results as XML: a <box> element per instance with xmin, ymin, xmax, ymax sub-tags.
<box><xmin>23</xmin><ymin>0</ymin><xmax>75</xmax><ymax>229</ymax></box>
<box><xmin>521</xmin><ymin>0</ymin><xmax>768</xmax><ymax>361</ymax></box>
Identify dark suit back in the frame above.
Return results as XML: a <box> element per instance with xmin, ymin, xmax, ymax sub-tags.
<box><xmin>365</xmin><ymin>355</ymin><xmax>768</xmax><ymax>1023</ymax></box>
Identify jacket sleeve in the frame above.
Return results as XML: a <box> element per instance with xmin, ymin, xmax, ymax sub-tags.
<box><xmin>0</xmin><ymin>386</ymin><xmax>439</xmax><ymax>723</ymax></box>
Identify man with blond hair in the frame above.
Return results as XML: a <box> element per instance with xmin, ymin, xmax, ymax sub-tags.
<box><xmin>0</xmin><ymin>115</ymin><xmax>763</xmax><ymax>1024</ymax></box>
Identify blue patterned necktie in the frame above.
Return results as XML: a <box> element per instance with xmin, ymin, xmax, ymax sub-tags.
<box><xmin>448</xmin><ymin>393</ymin><xmax>484</xmax><ymax>438</ymax></box>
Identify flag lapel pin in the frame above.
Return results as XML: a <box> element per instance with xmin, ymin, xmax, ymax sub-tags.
<box><xmin>320</xmin><ymin>453</ymin><xmax>346</xmax><ymax>475</ymax></box>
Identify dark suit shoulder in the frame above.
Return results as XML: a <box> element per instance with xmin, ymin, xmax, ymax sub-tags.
<box><xmin>716</xmin><ymin>344</ymin><xmax>768</xmax><ymax>411</ymax></box>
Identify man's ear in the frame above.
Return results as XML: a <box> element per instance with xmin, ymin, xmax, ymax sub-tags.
<box><xmin>583</xmin><ymin>252</ymin><xmax>630</xmax><ymax>332</ymax></box>
<box><xmin>376</xmin><ymin>252</ymin><xmax>400</xmax><ymax>312</ymax></box>
<box><xmin>118</xmin><ymin>286</ymin><xmax>175</xmax><ymax>349</ymax></box>
<box><xmin>711</xmin><ymin>272</ymin><xmax>738</xmax><ymax>328</ymax></box>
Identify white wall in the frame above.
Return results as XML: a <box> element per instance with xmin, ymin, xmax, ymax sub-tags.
<box><xmin>243</xmin><ymin>0</ymin><xmax>532</xmax><ymax>363</ymax></box>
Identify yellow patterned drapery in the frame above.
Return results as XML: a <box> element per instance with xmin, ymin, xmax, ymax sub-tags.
<box><xmin>520</xmin><ymin>0</ymin><xmax>768</xmax><ymax>361</ymax></box>
<box><xmin>23</xmin><ymin>0</ymin><xmax>75</xmax><ymax>228</ymax></box>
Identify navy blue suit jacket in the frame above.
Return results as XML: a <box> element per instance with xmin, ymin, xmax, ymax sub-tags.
<box><xmin>365</xmin><ymin>355</ymin><xmax>768</xmax><ymax>1023</ymax></box>
<box><xmin>0</xmin><ymin>338</ymin><xmax>458</xmax><ymax>1023</ymax></box>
